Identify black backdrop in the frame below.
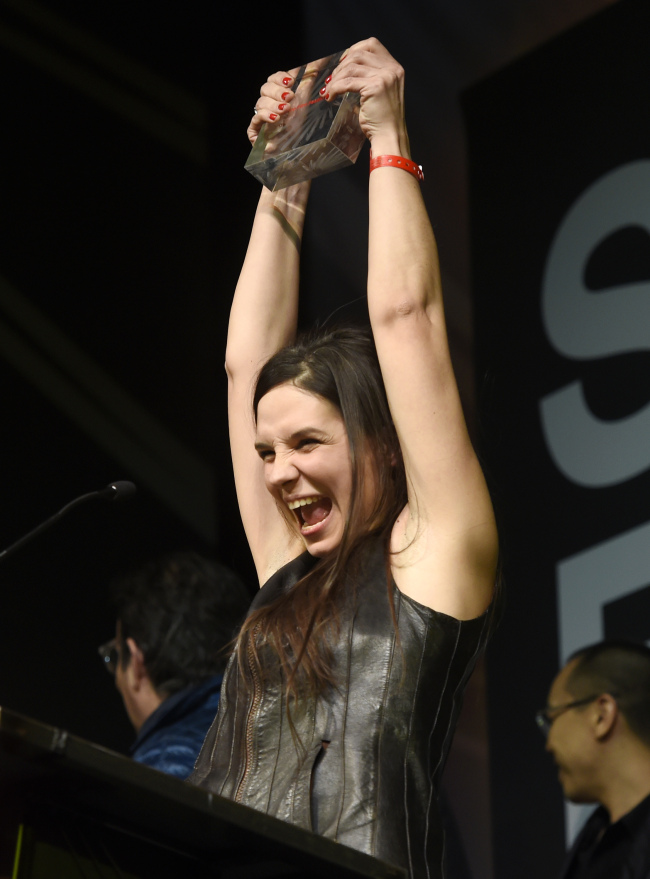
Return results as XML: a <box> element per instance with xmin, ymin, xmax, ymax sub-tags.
<box><xmin>0</xmin><ymin>0</ymin><xmax>301</xmax><ymax>753</ymax></box>
<box><xmin>464</xmin><ymin>0</ymin><xmax>650</xmax><ymax>875</ymax></box>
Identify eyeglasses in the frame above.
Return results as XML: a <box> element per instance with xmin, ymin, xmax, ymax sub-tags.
<box><xmin>98</xmin><ymin>638</ymin><xmax>119</xmax><ymax>675</ymax></box>
<box><xmin>535</xmin><ymin>695</ymin><xmax>600</xmax><ymax>737</ymax></box>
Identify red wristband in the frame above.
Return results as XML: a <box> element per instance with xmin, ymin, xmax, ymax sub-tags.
<box><xmin>369</xmin><ymin>153</ymin><xmax>424</xmax><ymax>182</ymax></box>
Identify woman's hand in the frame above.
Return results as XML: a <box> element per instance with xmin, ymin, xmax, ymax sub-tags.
<box><xmin>248</xmin><ymin>69</ymin><xmax>299</xmax><ymax>145</ymax></box>
<box><xmin>247</xmin><ymin>40</ymin><xmax>406</xmax><ymax>152</ymax></box>
<box><xmin>325</xmin><ymin>38</ymin><xmax>407</xmax><ymax>153</ymax></box>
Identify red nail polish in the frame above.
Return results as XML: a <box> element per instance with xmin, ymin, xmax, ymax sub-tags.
<box><xmin>270</xmin><ymin>113</ymin><xmax>278</xmax><ymax>120</ymax></box>
<box><xmin>325</xmin><ymin>75</ymin><xmax>332</xmax><ymax>84</ymax></box>
<box><xmin>319</xmin><ymin>86</ymin><xmax>326</xmax><ymax>95</ymax></box>
<box><xmin>282</xmin><ymin>77</ymin><xmax>291</xmax><ymax>86</ymax></box>
<box><xmin>282</xmin><ymin>92</ymin><xmax>290</xmax><ymax>100</ymax></box>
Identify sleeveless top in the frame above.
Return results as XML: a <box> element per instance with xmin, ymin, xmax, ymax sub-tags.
<box><xmin>190</xmin><ymin>538</ymin><xmax>489</xmax><ymax>879</ymax></box>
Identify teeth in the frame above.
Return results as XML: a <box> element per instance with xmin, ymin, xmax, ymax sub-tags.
<box><xmin>287</xmin><ymin>495</ymin><xmax>320</xmax><ymax>510</ymax></box>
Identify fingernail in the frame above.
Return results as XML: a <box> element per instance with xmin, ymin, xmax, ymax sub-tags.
<box><xmin>282</xmin><ymin>77</ymin><xmax>292</xmax><ymax>86</ymax></box>
<box><xmin>282</xmin><ymin>92</ymin><xmax>291</xmax><ymax>100</ymax></box>
<box><xmin>270</xmin><ymin>113</ymin><xmax>278</xmax><ymax>120</ymax></box>
<box><xmin>278</xmin><ymin>103</ymin><xmax>287</xmax><ymax>111</ymax></box>
<box><xmin>325</xmin><ymin>75</ymin><xmax>332</xmax><ymax>84</ymax></box>
<box><xmin>319</xmin><ymin>86</ymin><xmax>327</xmax><ymax>95</ymax></box>
<box><xmin>341</xmin><ymin>54</ymin><xmax>347</xmax><ymax>61</ymax></box>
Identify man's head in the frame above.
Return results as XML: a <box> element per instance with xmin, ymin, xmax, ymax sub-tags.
<box><xmin>542</xmin><ymin>640</ymin><xmax>650</xmax><ymax>806</ymax></box>
<box><xmin>108</xmin><ymin>551</ymin><xmax>250</xmax><ymax>731</ymax></box>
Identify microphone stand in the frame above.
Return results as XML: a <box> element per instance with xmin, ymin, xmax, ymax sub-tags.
<box><xmin>0</xmin><ymin>481</ymin><xmax>136</xmax><ymax>562</ymax></box>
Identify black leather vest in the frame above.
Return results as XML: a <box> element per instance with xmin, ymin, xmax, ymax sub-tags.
<box><xmin>191</xmin><ymin>539</ymin><xmax>488</xmax><ymax>879</ymax></box>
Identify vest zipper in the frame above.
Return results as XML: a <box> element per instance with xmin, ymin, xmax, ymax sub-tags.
<box><xmin>235</xmin><ymin>623</ymin><xmax>262</xmax><ymax>802</ymax></box>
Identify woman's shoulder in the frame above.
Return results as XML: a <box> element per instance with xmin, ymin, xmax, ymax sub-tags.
<box><xmin>387</xmin><ymin>499</ymin><xmax>496</xmax><ymax>620</ymax></box>
<box><xmin>251</xmin><ymin>550</ymin><xmax>318</xmax><ymax>611</ymax></box>
<box><xmin>359</xmin><ymin>535</ymin><xmax>491</xmax><ymax>626</ymax></box>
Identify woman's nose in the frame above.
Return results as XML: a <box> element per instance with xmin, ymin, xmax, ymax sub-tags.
<box><xmin>267</xmin><ymin>454</ymin><xmax>298</xmax><ymax>488</ymax></box>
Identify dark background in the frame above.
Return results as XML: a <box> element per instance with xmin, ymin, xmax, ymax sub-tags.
<box><xmin>0</xmin><ymin>1</ymin><xmax>627</xmax><ymax>877</ymax></box>
<box><xmin>466</xmin><ymin>0</ymin><xmax>650</xmax><ymax>875</ymax></box>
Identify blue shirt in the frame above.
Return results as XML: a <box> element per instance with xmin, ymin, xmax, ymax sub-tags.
<box><xmin>130</xmin><ymin>674</ymin><xmax>222</xmax><ymax>780</ymax></box>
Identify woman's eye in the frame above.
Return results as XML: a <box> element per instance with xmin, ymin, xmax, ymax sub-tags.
<box><xmin>258</xmin><ymin>449</ymin><xmax>274</xmax><ymax>461</ymax></box>
<box><xmin>297</xmin><ymin>438</ymin><xmax>319</xmax><ymax>450</ymax></box>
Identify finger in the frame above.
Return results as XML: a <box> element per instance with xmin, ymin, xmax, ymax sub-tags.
<box><xmin>247</xmin><ymin>105</ymin><xmax>280</xmax><ymax>146</ymax></box>
<box><xmin>330</xmin><ymin>40</ymin><xmax>397</xmax><ymax>95</ymax></box>
<box><xmin>249</xmin><ymin>105</ymin><xmax>279</xmax><ymax>128</ymax></box>
<box><xmin>248</xmin><ymin>96</ymin><xmax>289</xmax><ymax>146</ymax></box>
<box><xmin>260</xmin><ymin>79</ymin><xmax>295</xmax><ymax>104</ymax></box>
<box><xmin>327</xmin><ymin>57</ymin><xmax>368</xmax><ymax>99</ymax></box>
<box><xmin>247</xmin><ymin>112</ymin><xmax>265</xmax><ymax>145</ymax></box>
<box><xmin>325</xmin><ymin>66</ymin><xmax>373</xmax><ymax>102</ymax></box>
<box><xmin>247</xmin><ymin>66</ymin><xmax>301</xmax><ymax>144</ymax></box>
<box><xmin>259</xmin><ymin>83</ymin><xmax>294</xmax><ymax>117</ymax></box>
<box><xmin>343</xmin><ymin>37</ymin><xmax>393</xmax><ymax>67</ymax></box>
<box><xmin>266</xmin><ymin>67</ymin><xmax>300</xmax><ymax>90</ymax></box>
<box><xmin>327</xmin><ymin>64</ymin><xmax>403</xmax><ymax>101</ymax></box>
<box><xmin>253</xmin><ymin>94</ymin><xmax>291</xmax><ymax>122</ymax></box>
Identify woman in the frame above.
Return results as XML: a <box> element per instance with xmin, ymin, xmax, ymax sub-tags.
<box><xmin>192</xmin><ymin>38</ymin><xmax>498</xmax><ymax>879</ymax></box>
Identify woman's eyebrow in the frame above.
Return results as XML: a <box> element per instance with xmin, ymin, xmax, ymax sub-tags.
<box><xmin>254</xmin><ymin>427</ymin><xmax>329</xmax><ymax>450</ymax></box>
<box><xmin>289</xmin><ymin>427</ymin><xmax>329</xmax><ymax>440</ymax></box>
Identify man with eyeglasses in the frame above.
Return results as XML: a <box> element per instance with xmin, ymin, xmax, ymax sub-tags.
<box><xmin>99</xmin><ymin>551</ymin><xmax>250</xmax><ymax>780</ymax></box>
<box><xmin>537</xmin><ymin>640</ymin><xmax>650</xmax><ymax>879</ymax></box>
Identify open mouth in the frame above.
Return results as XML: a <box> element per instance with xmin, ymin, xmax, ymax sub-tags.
<box><xmin>287</xmin><ymin>495</ymin><xmax>333</xmax><ymax>532</ymax></box>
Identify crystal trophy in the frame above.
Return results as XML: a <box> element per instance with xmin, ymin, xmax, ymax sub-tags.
<box><xmin>245</xmin><ymin>50</ymin><xmax>366</xmax><ymax>191</ymax></box>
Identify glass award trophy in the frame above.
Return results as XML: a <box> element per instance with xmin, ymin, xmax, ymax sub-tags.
<box><xmin>245</xmin><ymin>50</ymin><xmax>366</xmax><ymax>191</ymax></box>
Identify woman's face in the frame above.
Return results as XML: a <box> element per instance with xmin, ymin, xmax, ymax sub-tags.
<box><xmin>255</xmin><ymin>383</ymin><xmax>355</xmax><ymax>557</ymax></box>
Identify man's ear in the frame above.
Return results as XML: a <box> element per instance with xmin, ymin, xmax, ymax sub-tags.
<box><xmin>125</xmin><ymin>637</ymin><xmax>148</xmax><ymax>687</ymax></box>
<box><xmin>593</xmin><ymin>693</ymin><xmax>618</xmax><ymax>741</ymax></box>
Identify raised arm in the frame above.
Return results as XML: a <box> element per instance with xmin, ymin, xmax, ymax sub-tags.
<box><xmin>226</xmin><ymin>74</ymin><xmax>310</xmax><ymax>584</ymax></box>
<box><xmin>328</xmin><ymin>40</ymin><xmax>498</xmax><ymax>619</ymax></box>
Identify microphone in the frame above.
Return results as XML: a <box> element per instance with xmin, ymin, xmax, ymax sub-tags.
<box><xmin>95</xmin><ymin>481</ymin><xmax>137</xmax><ymax>502</ymax></box>
<box><xmin>0</xmin><ymin>481</ymin><xmax>137</xmax><ymax>562</ymax></box>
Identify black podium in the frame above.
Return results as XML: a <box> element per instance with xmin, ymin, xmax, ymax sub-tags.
<box><xmin>0</xmin><ymin>707</ymin><xmax>405</xmax><ymax>878</ymax></box>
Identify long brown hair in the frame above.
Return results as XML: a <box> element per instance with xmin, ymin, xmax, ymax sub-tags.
<box><xmin>236</xmin><ymin>325</ymin><xmax>408</xmax><ymax>703</ymax></box>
